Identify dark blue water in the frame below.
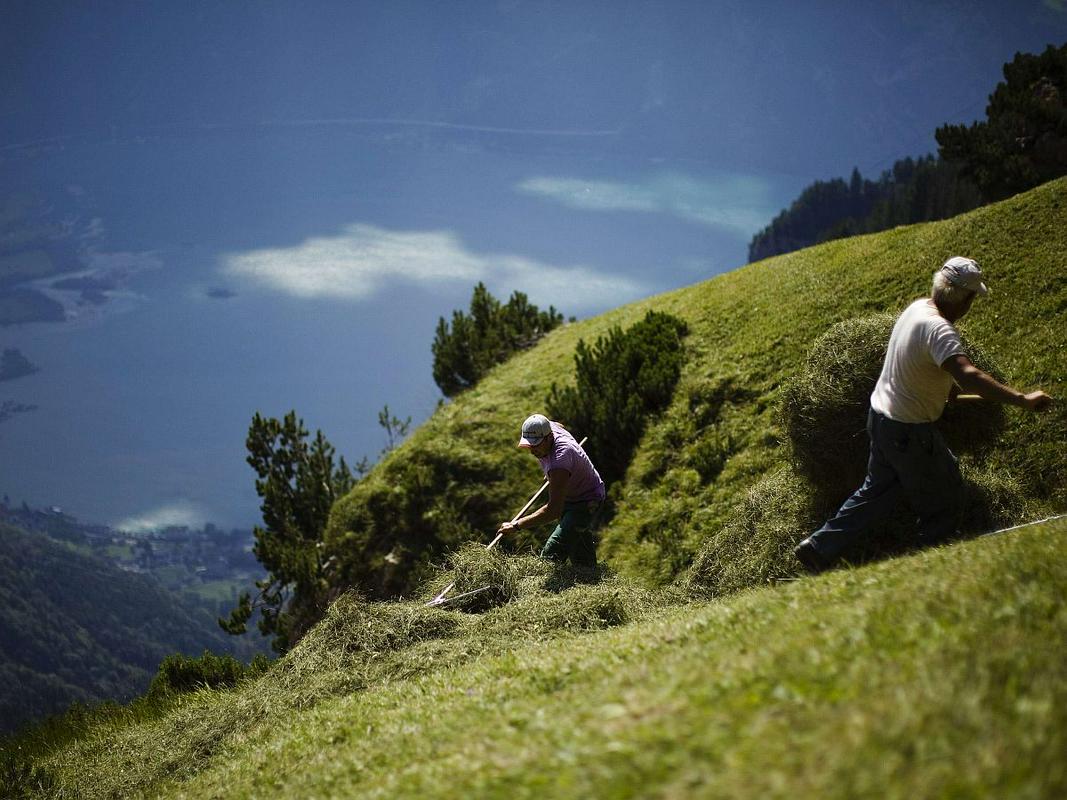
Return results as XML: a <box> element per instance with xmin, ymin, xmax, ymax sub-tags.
<box><xmin>0</xmin><ymin>126</ymin><xmax>802</xmax><ymax>529</ymax></box>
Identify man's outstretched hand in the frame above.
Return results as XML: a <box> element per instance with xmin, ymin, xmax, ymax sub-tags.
<box><xmin>496</xmin><ymin>520</ymin><xmax>518</xmax><ymax>535</ymax></box>
<box><xmin>1021</xmin><ymin>390</ymin><xmax>1054</xmax><ymax>412</ymax></box>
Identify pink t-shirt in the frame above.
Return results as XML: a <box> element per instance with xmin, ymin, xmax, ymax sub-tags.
<box><xmin>537</xmin><ymin>422</ymin><xmax>606</xmax><ymax>503</ymax></box>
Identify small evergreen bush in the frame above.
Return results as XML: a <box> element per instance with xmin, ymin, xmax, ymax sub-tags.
<box><xmin>221</xmin><ymin>410</ymin><xmax>356</xmax><ymax>653</ymax></box>
<box><xmin>547</xmin><ymin>310</ymin><xmax>689</xmax><ymax>485</ymax></box>
<box><xmin>433</xmin><ymin>283</ymin><xmax>564</xmax><ymax>397</ymax></box>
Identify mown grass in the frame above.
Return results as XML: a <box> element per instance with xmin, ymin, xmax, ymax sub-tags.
<box><xmin>2</xmin><ymin>545</ymin><xmax>668</xmax><ymax>798</ymax></box>
<box><xmin>14</xmin><ymin>519</ymin><xmax>1066</xmax><ymax>798</ymax></box>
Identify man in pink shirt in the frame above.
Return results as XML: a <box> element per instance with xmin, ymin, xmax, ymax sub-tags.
<box><xmin>795</xmin><ymin>256</ymin><xmax>1053</xmax><ymax>572</ymax></box>
<box><xmin>496</xmin><ymin>414</ymin><xmax>606</xmax><ymax>567</ymax></box>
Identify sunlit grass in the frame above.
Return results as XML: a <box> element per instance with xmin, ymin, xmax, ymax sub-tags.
<box><xmin>20</xmin><ymin>519</ymin><xmax>1067</xmax><ymax>799</ymax></box>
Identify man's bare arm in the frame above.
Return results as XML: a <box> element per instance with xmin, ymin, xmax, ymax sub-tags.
<box><xmin>497</xmin><ymin>469</ymin><xmax>570</xmax><ymax>534</ymax></box>
<box><xmin>942</xmin><ymin>354</ymin><xmax>1053</xmax><ymax>412</ymax></box>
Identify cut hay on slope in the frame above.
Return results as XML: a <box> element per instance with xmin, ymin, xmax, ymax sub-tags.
<box><xmin>781</xmin><ymin>314</ymin><xmax>1007</xmax><ymax>503</ymax></box>
<box><xmin>424</xmin><ymin>542</ymin><xmax>553</xmax><ymax>611</ymax></box>
<box><xmin>424</xmin><ymin>539</ymin><xmax>661</xmax><ymax>613</ymax></box>
<box><xmin>957</xmin><ymin>463</ymin><xmax>1034</xmax><ymax>535</ymax></box>
<box><xmin>476</xmin><ymin>577</ymin><xmax>663</xmax><ymax>637</ymax></box>
<box><xmin>684</xmin><ymin>460</ymin><xmax>1033</xmax><ymax>598</ymax></box>
<box><xmin>43</xmin><ymin>564</ymin><xmax>671</xmax><ymax>798</ymax></box>
<box><xmin>276</xmin><ymin>593</ymin><xmax>462</xmax><ymax>689</ymax></box>
<box><xmin>684</xmin><ymin>467</ymin><xmax>824</xmax><ymax>598</ymax></box>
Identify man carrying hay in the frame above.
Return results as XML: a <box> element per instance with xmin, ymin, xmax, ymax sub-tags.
<box><xmin>794</xmin><ymin>256</ymin><xmax>1054</xmax><ymax>572</ymax></box>
<box><xmin>497</xmin><ymin>413</ymin><xmax>606</xmax><ymax>567</ymax></box>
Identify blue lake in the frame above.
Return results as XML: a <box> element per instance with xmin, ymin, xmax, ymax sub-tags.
<box><xmin>0</xmin><ymin>125</ymin><xmax>803</xmax><ymax>529</ymax></box>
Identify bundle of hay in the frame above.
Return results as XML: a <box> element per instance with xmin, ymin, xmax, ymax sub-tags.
<box><xmin>780</xmin><ymin>314</ymin><xmax>895</xmax><ymax>500</ymax></box>
<box><xmin>781</xmin><ymin>314</ymin><xmax>1006</xmax><ymax>503</ymax></box>
<box><xmin>425</xmin><ymin>543</ymin><xmax>553</xmax><ymax>611</ymax></box>
<box><xmin>424</xmin><ymin>541</ymin><xmax>653</xmax><ymax>616</ymax></box>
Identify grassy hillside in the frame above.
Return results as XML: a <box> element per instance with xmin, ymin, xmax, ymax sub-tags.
<box><xmin>325</xmin><ymin>176</ymin><xmax>1065</xmax><ymax>591</ymax></box>
<box><xmin>4</xmin><ymin>179</ymin><xmax>1064</xmax><ymax>798</ymax></box>
<box><xmin>9</xmin><ymin>518</ymin><xmax>1065</xmax><ymax>798</ymax></box>
<box><xmin>0</xmin><ymin>522</ymin><xmax>262</xmax><ymax>735</ymax></box>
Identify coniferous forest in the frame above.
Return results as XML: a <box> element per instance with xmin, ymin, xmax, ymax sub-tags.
<box><xmin>749</xmin><ymin>43</ymin><xmax>1067</xmax><ymax>262</ymax></box>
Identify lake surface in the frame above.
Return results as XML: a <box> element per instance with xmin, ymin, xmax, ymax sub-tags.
<box><xmin>0</xmin><ymin>125</ymin><xmax>802</xmax><ymax>529</ymax></box>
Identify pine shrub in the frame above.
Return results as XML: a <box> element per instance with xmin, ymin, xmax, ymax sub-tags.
<box><xmin>547</xmin><ymin>310</ymin><xmax>689</xmax><ymax>485</ymax></box>
<box><xmin>432</xmin><ymin>283</ymin><xmax>563</xmax><ymax>397</ymax></box>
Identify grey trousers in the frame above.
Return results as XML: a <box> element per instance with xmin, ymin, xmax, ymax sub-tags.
<box><xmin>808</xmin><ymin>409</ymin><xmax>963</xmax><ymax>560</ymax></box>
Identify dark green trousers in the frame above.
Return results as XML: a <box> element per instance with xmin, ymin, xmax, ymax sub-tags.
<box><xmin>541</xmin><ymin>500</ymin><xmax>601</xmax><ymax>567</ymax></box>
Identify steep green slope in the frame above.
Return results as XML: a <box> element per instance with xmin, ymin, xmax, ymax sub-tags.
<box><xmin>19</xmin><ymin>519</ymin><xmax>1067</xmax><ymax>798</ymax></box>
<box><xmin>0</xmin><ymin>522</ymin><xmax>261</xmax><ymax>735</ymax></box>
<box><xmin>326</xmin><ymin>177</ymin><xmax>1065</xmax><ymax>591</ymax></box>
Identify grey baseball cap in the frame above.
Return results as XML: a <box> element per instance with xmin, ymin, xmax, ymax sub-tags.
<box><xmin>940</xmin><ymin>256</ymin><xmax>988</xmax><ymax>295</ymax></box>
<box><xmin>518</xmin><ymin>413</ymin><xmax>552</xmax><ymax>448</ymax></box>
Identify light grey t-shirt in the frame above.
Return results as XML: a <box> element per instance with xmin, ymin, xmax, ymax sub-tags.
<box><xmin>870</xmin><ymin>299</ymin><xmax>965</xmax><ymax>423</ymax></box>
<box><xmin>537</xmin><ymin>422</ymin><xmax>606</xmax><ymax>503</ymax></box>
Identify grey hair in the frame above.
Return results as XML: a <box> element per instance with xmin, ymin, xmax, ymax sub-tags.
<box><xmin>931</xmin><ymin>270</ymin><xmax>974</xmax><ymax>306</ymax></box>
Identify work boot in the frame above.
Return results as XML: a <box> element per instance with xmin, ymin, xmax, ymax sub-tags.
<box><xmin>794</xmin><ymin>537</ymin><xmax>832</xmax><ymax>574</ymax></box>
